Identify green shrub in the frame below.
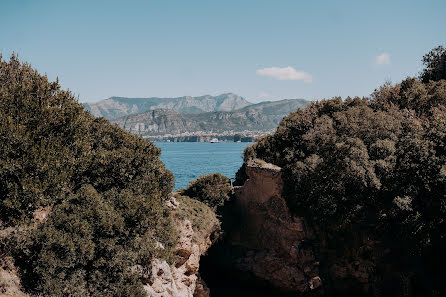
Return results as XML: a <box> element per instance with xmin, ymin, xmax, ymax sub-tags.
<box><xmin>0</xmin><ymin>55</ymin><xmax>173</xmax><ymax>226</ymax></box>
<box><xmin>0</xmin><ymin>55</ymin><xmax>176</xmax><ymax>296</ymax></box>
<box><xmin>172</xmin><ymin>194</ymin><xmax>220</xmax><ymax>242</ymax></box>
<box><xmin>244</xmin><ymin>46</ymin><xmax>446</xmax><ymax>295</ymax></box>
<box><xmin>17</xmin><ymin>185</ymin><xmax>177</xmax><ymax>297</ymax></box>
<box><xmin>181</xmin><ymin>173</ymin><xmax>232</xmax><ymax>209</ymax></box>
<box><xmin>420</xmin><ymin>45</ymin><xmax>446</xmax><ymax>83</ymax></box>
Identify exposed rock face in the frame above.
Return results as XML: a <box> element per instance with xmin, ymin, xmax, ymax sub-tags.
<box><xmin>229</xmin><ymin>159</ymin><xmax>323</xmax><ymax>295</ymax></box>
<box><xmin>0</xmin><ymin>256</ymin><xmax>28</xmax><ymax>297</ymax></box>
<box><xmin>112</xmin><ymin>109</ymin><xmax>200</xmax><ymax>135</ymax></box>
<box><xmin>143</xmin><ymin>197</ymin><xmax>219</xmax><ymax>297</ymax></box>
<box><xmin>225</xmin><ymin>160</ymin><xmax>392</xmax><ymax>296</ymax></box>
<box><xmin>0</xmin><ymin>207</ymin><xmax>51</xmax><ymax>297</ymax></box>
<box><xmin>84</xmin><ymin>93</ymin><xmax>252</xmax><ymax>119</ymax></box>
<box><xmin>110</xmin><ymin>99</ymin><xmax>309</xmax><ymax>136</ymax></box>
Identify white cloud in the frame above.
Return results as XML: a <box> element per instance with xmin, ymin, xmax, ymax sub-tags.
<box><xmin>375</xmin><ymin>53</ymin><xmax>391</xmax><ymax>65</ymax></box>
<box><xmin>256</xmin><ymin>66</ymin><xmax>312</xmax><ymax>83</ymax></box>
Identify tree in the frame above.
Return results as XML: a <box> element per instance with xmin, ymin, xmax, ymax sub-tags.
<box><xmin>0</xmin><ymin>54</ymin><xmax>176</xmax><ymax>296</ymax></box>
<box><xmin>420</xmin><ymin>45</ymin><xmax>446</xmax><ymax>83</ymax></box>
<box><xmin>243</xmin><ymin>46</ymin><xmax>446</xmax><ymax>296</ymax></box>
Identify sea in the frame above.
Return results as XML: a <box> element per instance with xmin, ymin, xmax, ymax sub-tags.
<box><xmin>155</xmin><ymin>142</ymin><xmax>252</xmax><ymax>190</ymax></box>
<box><xmin>156</xmin><ymin>141</ymin><xmax>281</xmax><ymax>297</ymax></box>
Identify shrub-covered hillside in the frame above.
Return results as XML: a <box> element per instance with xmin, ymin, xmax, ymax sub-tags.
<box><xmin>0</xmin><ymin>55</ymin><xmax>176</xmax><ymax>296</ymax></box>
<box><xmin>244</xmin><ymin>46</ymin><xmax>446</xmax><ymax>295</ymax></box>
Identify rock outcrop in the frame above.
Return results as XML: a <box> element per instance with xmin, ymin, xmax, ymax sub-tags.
<box><xmin>142</xmin><ymin>196</ymin><xmax>220</xmax><ymax>297</ymax></box>
<box><xmin>216</xmin><ymin>160</ymin><xmax>393</xmax><ymax>296</ymax></box>
<box><xmin>0</xmin><ymin>207</ymin><xmax>50</xmax><ymax>297</ymax></box>
<box><xmin>0</xmin><ymin>257</ymin><xmax>29</xmax><ymax>297</ymax></box>
<box><xmin>228</xmin><ymin>159</ymin><xmax>323</xmax><ymax>295</ymax></box>
<box><xmin>0</xmin><ymin>227</ymin><xmax>28</xmax><ymax>297</ymax></box>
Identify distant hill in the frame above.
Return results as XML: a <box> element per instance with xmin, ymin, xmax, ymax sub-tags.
<box><xmin>83</xmin><ymin>93</ymin><xmax>252</xmax><ymax>119</ymax></box>
<box><xmin>110</xmin><ymin>99</ymin><xmax>309</xmax><ymax>135</ymax></box>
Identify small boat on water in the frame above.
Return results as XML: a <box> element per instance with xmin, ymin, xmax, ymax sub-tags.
<box><xmin>210</xmin><ymin>138</ymin><xmax>219</xmax><ymax>143</ymax></box>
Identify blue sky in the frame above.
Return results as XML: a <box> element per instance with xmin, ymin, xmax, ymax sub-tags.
<box><xmin>1</xmin><ymin>0</ymin><xmax>445</xmax><ymax>103</ymax></box>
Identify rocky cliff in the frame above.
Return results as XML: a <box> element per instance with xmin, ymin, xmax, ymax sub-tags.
<box><xmin>141</xmin><ymin>196</ymin><xmax>220</xmax><ymax>297</ymax></box>
<box><xmin>228</xmin><ymin>160</ymin><xmax>323</xmax><ymax>295</ymax></box>
<box><xmin>202</xmin><ymin>160</ymin><xmax>389</xmax><ymax>296</ymax></box>
<box><xmin>112</xmin><ymin>109</ymin><xmax>201</xmax><ymax>135</ymax></box>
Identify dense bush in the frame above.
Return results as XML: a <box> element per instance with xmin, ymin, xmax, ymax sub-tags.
<box><xmin>244</xmin><ymin>46</ymin><xmax>446</xmax><ymax>295</ymax></box>
<box><xmin>20</xmin><ymin>185</ymin><xmax>174</xmax><ymax>296</ymax></box>
<box><xmin>172</xmin><ymin>194</ymin><xmax>220</xmax><ymax>242</ymax></box>
<box><xmin>420</xmin><ymin>45</ymin><xmax>446</xmax><ymax>83</ymax></box>
<box><xmin>0</xmin><ymin>55</ymin><xmax>176</xmax><ymax>296</ymax></box>
<box><xmin>181</xmin><ymin>173</ymin><xmax>232</xmax><ymax>209</ymax></box>
<box><xmin>247</xmin><ymin>50</ymin><xmax>446</xmax><ymax>234</ymax></box>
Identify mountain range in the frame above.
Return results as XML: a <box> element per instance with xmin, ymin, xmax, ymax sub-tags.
<box><xmin>83</xmin><ymin>93</ymin><xmax>309</xmax><ymax>137</ymax></box>
<box><xmin>83</xmin><ymin>93</ymin><xmax>251</xmax><ymax>119</ymax></box>
<box><xmin>109</xmin><ymin>99</ymin><xmax>309</xmax><ymax>136</ymax></box>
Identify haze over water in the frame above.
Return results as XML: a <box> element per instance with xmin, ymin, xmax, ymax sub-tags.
<box><xmin>156</xmin><ymin>142</ymin><xmax>252</xmax><ymax>190</ymax></box>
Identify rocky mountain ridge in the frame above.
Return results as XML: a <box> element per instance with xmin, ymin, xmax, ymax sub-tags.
<box><xmin>110</xmin><ymin>99</ymin><xmax>309</xmax><ymax>136</ymax></box>
<box><xmin>83</xmin><ymin>93</ymin><xmax>252</xmax><ymax>119</ymax></box>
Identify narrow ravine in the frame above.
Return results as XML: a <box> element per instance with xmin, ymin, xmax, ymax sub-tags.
<box><xmin>195</xmin><ymin>160</ymin><xmax>298</xmax><ymax>297</ymax></box>
<box><xmin>199</xmin><ymin>234</ymin><xmax>284</xmax><ymax>297</ymax></box>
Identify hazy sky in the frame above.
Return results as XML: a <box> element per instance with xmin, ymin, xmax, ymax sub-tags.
<box><xmin>1</xmin><ymin>0</ymin><xmax>445</xmax><ymax>103</ymax></box>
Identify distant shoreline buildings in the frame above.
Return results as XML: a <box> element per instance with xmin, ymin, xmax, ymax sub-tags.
<box><xmin>143</xmin><ymin>130</ymin><xmax>273</xmax><ymax>142</ymax></box>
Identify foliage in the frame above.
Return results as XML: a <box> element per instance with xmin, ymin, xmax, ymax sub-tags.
<box><xmin>181</xmin><ymin>173</ymin><xmax>232</xmax><ymax>209</ymax></box>
<box><xmin>420</xmin><ymin>45</ymin><xmax>446</xmax><ymax>83</ymax></box>
<box><xmin>244</xmin><ymin>46</ymin><xmax>446</xmax><ymax>294</ymax></box>
<box><xmin>249</xmin><ymin>84</ymin><xmax>446</xmax><ymax>239</ymax></box>
<box><xmin>0</xmin><ymin>55</ymin><xmax>176</xmax><ymax>296</ymax></box>
<box><xmin>172</xmin><ymin>194</ymin><xmax>220</xmax><ymax>243</ymax></box>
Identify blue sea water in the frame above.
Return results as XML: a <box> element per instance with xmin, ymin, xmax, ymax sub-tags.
<box><xmin>155</xmin><ymin>142</ymin><xmax>252</xmax><ymax>190</ymax></box>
